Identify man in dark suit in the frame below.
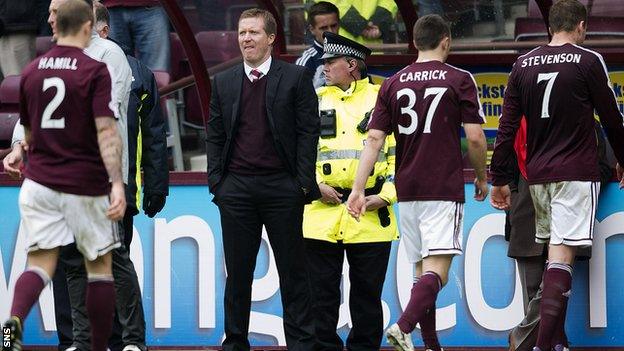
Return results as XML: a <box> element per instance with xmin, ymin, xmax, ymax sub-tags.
<box><xmin>205</xmin><ymin>8</ymin><xmax>321</xmax><ymax>351</ymax></box>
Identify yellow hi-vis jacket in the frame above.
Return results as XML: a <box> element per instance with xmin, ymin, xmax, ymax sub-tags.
<box><xmin>306</xmin><ymin>0</ymin><xmax>398</xmax><ymax>45</ymax></box>
<box><xmin>303</xmin><ymin>78</ymin><xmax>398</xmax><ymax>243</ymax></box>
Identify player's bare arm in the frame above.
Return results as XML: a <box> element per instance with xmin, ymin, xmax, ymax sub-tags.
<box><xmin>3</xmin><ymin>142</ymin><xmax>25</xmax><ymax>179</ymax></box>
<box><xmin>464</xmin><ymin>123</ymin><xmax>489</xmax><ymax>201</ymax></box>
<box><xmin>346</xmin><ymin>128</ymin><xmax>387</xmax><ymax>220</ymax></box>
<box><xmin>95</xmin><ymin>116</ymin><xmax>126</xmax><ymax>221</ymax></box>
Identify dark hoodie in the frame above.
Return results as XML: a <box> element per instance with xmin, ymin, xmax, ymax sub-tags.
<box><xmin>110</xmin><ymin>38</ymin><xmax>169</xmax><ymax>215</ymax></box>
<box><xmin>0</xmin><ymin>0</ymin><xmax>38</xmax><ymax>36</ymax></box>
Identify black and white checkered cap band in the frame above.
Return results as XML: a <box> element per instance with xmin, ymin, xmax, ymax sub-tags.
<box><xmin>324</xmin><ymin>42</ymin><xmax>366</xmax><ymax>60</ymax></box>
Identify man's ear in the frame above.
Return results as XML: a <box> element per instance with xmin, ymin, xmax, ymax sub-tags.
<box><xmin>348</xmin><ymin>59</ymin><xmax>357</xmax><ymax>72</ymax></box>
<box><xmin>442</xmin><ymin>36</ymin><xmax>451</xmax><ymax>51</ymax></box>
<box><xmin>101</xmin><ymin>24</ymin><xmax>109</xmax><ymax>38</ymax></box>
<box><xmin>578</xmin><ymin>20</ymin><xmax>587</xmax><ymax>31</ymax></box>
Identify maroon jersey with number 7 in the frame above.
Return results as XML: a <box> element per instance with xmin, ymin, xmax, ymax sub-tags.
<box><xmin>491</xmin><ymin>44</ymin><xmax>624</xmax><ymax>186</ymax></box>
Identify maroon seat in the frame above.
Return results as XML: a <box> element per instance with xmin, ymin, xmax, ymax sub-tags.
<box><xmin>515</xmin><ymin>16</ymin><xmax>624</xmax><ymax>41</ymax></box>
<box><xmin>36</xmin><ymin>36</ymin><xmax>56</xmax><ymax>56</ymax></box>
<box><xmin>584</xmin><ymin>17</ymin><xmax>624</xmax><ymax>39</ymax></box>
<box><xmin>183</xmin><ymin>86</ymin><xmax>205</xmax><ymax>129</ymax></box>
<box><xmin>588</xmin><ymin>0</ymin><xmax>624</xmax><ymax>17</ymax></box>
<box><xmin>194</xmin><ymin>31</ymin><xmax>240</xmax><ymax>68</ymax></box>
<box><xmin>169</xmin><ymin>32</ymin><xmax>188</xmax><ymax>82</ymax></box>
<box><xmin>153</xmin><ymin>70</ymin><xmax>171</xmax><ymax>90</ymax></box>
<box><xmin>217</xmin><ymin>0</ymin><xmax>256</xmax><ymax>30</ymax></box>
<box><xmin>0</xmin><ymin>112</ymin><xmax>20</xmax><ymax>148</ymax></box>
<box><xmin>514</xmin><ymin>17</ymin><xmax>548</xmax><ymax>41</ymax></box>
<box><xmin>527</xmin><ymin>1</ymin><xmax>542</xmax><ymax>18</ymax></box>
<box><xmin>152</xmin><ymin>70</ymin><xmax>171</xmax><ymax>128</ymax></box>
<box><xmin>0</xmin><ymin>75</ymin><xmax>21</xmax><ymax>113</ymax></box>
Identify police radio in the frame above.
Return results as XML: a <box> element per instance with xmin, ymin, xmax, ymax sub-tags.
<box><xmin>357</xmin><ymin>110</ymin><xmax>373</xmax><ymax>134</ymax></box>
<box><xmin>319</xmin><ymin>109</ymin><xmax>337</xmax><ymax>138</ymax></box>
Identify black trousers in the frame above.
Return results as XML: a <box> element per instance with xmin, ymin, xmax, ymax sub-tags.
<box><xmin>214</xmin><ymin>172</ymin><xmax>317</xmax><ymax>351</ymax></box>
<box><xmin>53</xmin><ymin>212</ymin><xmax>146</xmax><ymax>351</ymax></box>
<box><xmin>303</xmin><ymin>239</ymin><xmax>391</xmax><ymax>351</ymax></box>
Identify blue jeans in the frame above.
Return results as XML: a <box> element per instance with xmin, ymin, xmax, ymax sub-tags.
<box><xmin>418</xmin><ymin>0</ymin><xmax>444</xmax><ymax>16</ymax></box>
<box><xmin>108</xmin><ymin>6</ymin><xmax>171</xmax><ymax>72</ymax></box>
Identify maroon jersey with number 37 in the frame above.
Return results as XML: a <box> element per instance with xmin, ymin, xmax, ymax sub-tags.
<box><xmin>491</xmin><ymin>43</ymin><xmax>624</xmax><ymax>186</ymax></box>
<box><xmin>368</xmin><ymin>60</ymin><xmax>485</xmax><ymax>202</ymax></box>
<box><xmin>20</xmin><ymin>45</ymin><xmax>115</xmax><ymax>196</ymax></box>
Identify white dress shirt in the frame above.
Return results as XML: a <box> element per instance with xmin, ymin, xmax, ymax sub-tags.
<box><xmin>243</xmin><ymin>56</ymin><xmax>272</xmax><ymax>82</ymax></box>
<box><xmin>84</xmin><ymin>31</ymin><xmax>132</xmax><ymax>184</ymax></box>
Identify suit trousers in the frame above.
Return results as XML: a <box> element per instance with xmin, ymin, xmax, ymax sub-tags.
<box><xmin>304</xmin><ymin>239</ymin><xmax>391</xmax><ymax>351</ymax></box>
<box><xmin>53</xmin><ymin>212</ymin><xmax>146</xmax><ymax>351</ymax></box>
<box><xmin>0</xmin><ymin>33</ymin><xmax>35</xmax><ymax>77</ymax></box>
<box><xmin>214</xmin><ymin>172</ymin><xmax>317</xmax><ymax>351</ymax></box>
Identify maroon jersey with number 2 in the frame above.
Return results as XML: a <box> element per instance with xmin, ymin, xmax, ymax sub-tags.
<box><xmin>368</xmin><ymin>61</ymin><xmax>485</xmax><ymax>202</ymax></box>
<box><xmin>20</xmin><ymin>45</ymin><xmax>115</xmax><ymax>196</ymax></box>
<box><xmin>491</xmin><ymin>43</ymin><xmax>624</xmax><ymax>186</ymax></box>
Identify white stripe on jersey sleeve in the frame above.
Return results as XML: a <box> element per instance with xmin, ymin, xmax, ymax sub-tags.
<box><xmin>571</xmin><ymin>43</ymin><xmax>624</xmax><ymax>121</ymax></box>
<box><xmin>517</xmin><ymin>45</ymin><xmax>543</xmax><ymax>60</ymax></box>
<box><xmin>445</xmin><ymin>63</ymin><xmax>486</xmax><ymax>122</ymax></box>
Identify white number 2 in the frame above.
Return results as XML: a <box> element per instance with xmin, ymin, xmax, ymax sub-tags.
<box><xmin>397</xmin><ymin>87</ymin><xmax>447</xmax><ymax>135</ymax></box>
<box><xmin>537</xmin><ymin>72</ymin><xmax>559</xmax><ymax>118</ymax></box>
<box><xmin>41</xmin><ymin>77</ymin><xmax>66</xmax><ymax>129</ymax></box>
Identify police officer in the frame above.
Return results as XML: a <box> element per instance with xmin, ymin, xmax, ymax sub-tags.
<box><xmin>303</xmin><ymin>32</ymin><xmax>398</xmax><ymax>351</ymax></box>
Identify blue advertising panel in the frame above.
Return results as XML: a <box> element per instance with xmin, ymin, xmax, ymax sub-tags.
<box><xmin>1</xmin><ymin>183</ymin><xmax>623</xmax><ymax>347</ymax></box>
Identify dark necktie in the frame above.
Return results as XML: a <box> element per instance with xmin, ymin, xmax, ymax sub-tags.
<box><xmin>250</xmin><ymin>69</ymin><xmax>262</xmax><ymax>82</ymax></box>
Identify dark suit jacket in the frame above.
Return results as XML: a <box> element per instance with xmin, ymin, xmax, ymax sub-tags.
<box><xmin>206</xmin><ymin>58</ymin><xmax>321</xmax><ymax>203</ymax></box>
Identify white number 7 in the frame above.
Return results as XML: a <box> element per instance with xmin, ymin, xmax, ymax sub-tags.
<box><xmin>537</xmin><ymin>72</ymin><xmax>559</xmax><ymax>118</ymax></box>
<box><xmin>423</xmin><ymin>87</ymin><xmax>447</xmax><ymax>133</ymax></box>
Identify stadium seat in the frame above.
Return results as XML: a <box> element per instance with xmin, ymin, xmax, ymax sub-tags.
<box><xmin>36</xmin><ymin>36</ymin><xmax>55</xmax><ymax>56</ymax></box>
<box><xmin>284</xmin><ymin>2</ymin><xmax>305</xmax><ymax>45</ymax></box>
<box><xmin>169</xmin><ymin>32</ymin><xmax>188</xmax><ymax>82</ymax></box>
<box><xmin>183</xmin><ymin>87</ymin><xmax>205</xmax><ymax>129</ymax></box>
<box><xmin>153</xmin><ymin>70</ymin><xmax>171</xmax><ymax>90</ymax></box>
<box><xmin>587</xmin><ymin>0</ymin><xmax>624</xmax><ymax>16</ymax></box>
<box><xmin>152</xmin><ymin>70</ymin><xmax>184</xmax><ymax>171</ymax></box>
<box><xmin>515</xmin><ymin>16</ymin><xmax>624</xmax><ymax>41</ymax></box>
<box><xmin>527</xmin><ymin>0</ymin><xmax>542</xmax><ymax>18</ymax></box>
<box><xmin>514</xmin><ymin>17</ymin><xmax>548</xmax><ymax>41</ymax></box>
<box><xmin>217</xmin><ymin>0</ymin><xmax>256</xmax><ymax>30</ymax></box>
<box><xmin>0</xmin><ymin>112</ymin><xmax>19</xmax><ymax>149</ymax></box>
<box><xmin>152</xmin><ymin>70</ymin><xmax>171</xmax><ymax>131</ymax></box>
<box><xmin>189</xmin><ymin>31</ymin><xmax>239</xmax><ymax>130</ymax></box>
<box><xmin>194</xmin><ymin>31</ymin><xmax>240</xmax><ymax>68</ymax></box>
<box><xmin>0</xmin><ymin>75</ymin><xmax>21</xmax><ymax>113</ymax></box>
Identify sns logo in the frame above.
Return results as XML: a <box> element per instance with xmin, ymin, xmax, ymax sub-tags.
<box><xmin>2</xmin><ymin>327</ymin><xmax>11</xmax><ymax>348</ymax></box>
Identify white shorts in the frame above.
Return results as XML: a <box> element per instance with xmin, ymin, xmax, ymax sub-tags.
<box><xmin>399</xmin><ymin>201</ymin><xmax>463</xmax><ymax>263</ymax></box>
<box><xmin>18</xmin><ymin>179</ymin><xmax>121</xmax><ymax>261</ymax></box>
<box><xmin>529</xmin><ymin>181</ymin><xmax>600</xmax><ymax>247</ymax></box>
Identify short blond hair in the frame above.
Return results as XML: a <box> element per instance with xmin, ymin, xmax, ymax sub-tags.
<box><xmin>239</xmin><ymin>8</ymin><xmax>277</xmax><ymax>36</ymax></box>
<box><xmin>57</xmin><ymin>0</ymin><xmax>93</xmax><ymax>36</ymax></box>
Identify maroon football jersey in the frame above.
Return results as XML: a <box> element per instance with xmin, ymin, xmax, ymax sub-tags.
<box><xmin>491</xmin><ymin>44</ymin><xmax>624</xmax><ymax>186</ymax></box>
<box><xmin>20</xmin><ymin>45</ymin><xmax>114</xmax><ymax>196</ymax></box>
<box><xmin>368</xmin><ymin>61</ymin><xmax>485</xmax><ymax>202</ymax></box>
